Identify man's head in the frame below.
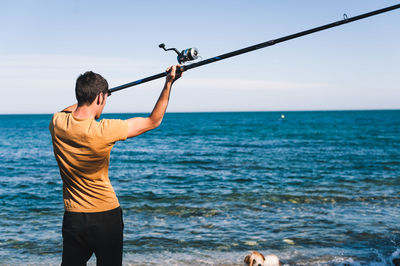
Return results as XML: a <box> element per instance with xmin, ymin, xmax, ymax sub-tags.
<box><xmin>75</xmin><ymin>71</ymin><xmax>108</xmax><ymax>119</ymax></box>
<box><xmin>75</xmin><ymin>71</ymin><xmax>108</xmax><ymax>107</ymax></box>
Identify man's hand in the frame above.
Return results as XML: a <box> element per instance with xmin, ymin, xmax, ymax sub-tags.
<box><xmin>166</xmin><ymin>65</ymin><xmax>183</xmax><ymax>84</ymax></box>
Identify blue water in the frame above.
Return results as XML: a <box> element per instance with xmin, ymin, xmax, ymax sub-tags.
<box><xmin>0</xmin><ymin>111</ymin><xmax>399</xmax><ymax>265</ymax></box>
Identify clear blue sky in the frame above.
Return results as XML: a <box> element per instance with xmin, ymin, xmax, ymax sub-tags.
<box><xmin>1</xmin><ymin>0</ymin><xmax>399</xmax><ymax>113</ymax></box>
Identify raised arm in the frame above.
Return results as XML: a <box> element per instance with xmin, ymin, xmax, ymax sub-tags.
<box><xmin>126</xmin><ymin>65</ymin><xmax>182</xmax><ymax>138</ymax></box>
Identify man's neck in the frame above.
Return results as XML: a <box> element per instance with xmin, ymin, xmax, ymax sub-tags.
<box><xmin>73</xmin><ymin>105</ymin><xmax>97</xmax><ymax>120</ymax></box>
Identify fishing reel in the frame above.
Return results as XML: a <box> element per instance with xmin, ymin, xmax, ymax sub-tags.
<box><xmin>159</xmin><ymin>43</ymin><xmax>199</xmax><ymax>64</ymax></box>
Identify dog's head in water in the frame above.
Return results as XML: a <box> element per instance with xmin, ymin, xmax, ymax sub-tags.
<box><xmin>244</xmin><ymin>251</ymin><xmax>265</xmax><ymax>266</ymax></box>
<box><xmin>244</xmin><ymin>251</ymin><xmax>280</xmax><ymax>266</ymax></box>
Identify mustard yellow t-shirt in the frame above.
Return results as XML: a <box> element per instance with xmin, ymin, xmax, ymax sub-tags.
<box><xmin>49</xmin><ymin>112</ymin><xmax>128</xmax><ymax>213</ymax></box>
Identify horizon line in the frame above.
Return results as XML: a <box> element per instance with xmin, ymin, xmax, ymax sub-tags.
<box><xmin>0</xmin><ymin>108</ymin><xmax>399</xmax><ymax>116</ymax></box>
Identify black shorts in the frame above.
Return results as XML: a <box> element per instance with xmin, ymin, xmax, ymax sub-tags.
<box><xmin>61</xmin><ymin>206</ymin><xmax>123</xmax><ymax>266</ymax></box>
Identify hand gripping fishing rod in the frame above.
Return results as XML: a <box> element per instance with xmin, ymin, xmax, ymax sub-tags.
<box><xmin>108</xmin><ymin>3</ymin><xmax>400</xmax><ymax>95</ymax></box>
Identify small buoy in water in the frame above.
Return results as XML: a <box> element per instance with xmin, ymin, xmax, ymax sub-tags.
<box><xmin>281</xmin><ymin>114</ymin><xmax>285</xmax><ymax>119</ymax></box>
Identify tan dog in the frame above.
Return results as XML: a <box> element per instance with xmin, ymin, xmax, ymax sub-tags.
<box><xmin>244</xmin><ymin>251</ymin><xmax>280</xmax><ymax>266</ymax></box>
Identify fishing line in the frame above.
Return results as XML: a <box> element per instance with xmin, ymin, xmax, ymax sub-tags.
<box><xmin>108</xmin><ymin>3</ymin><xmax>400</xmax><ymax>95</ymax></box>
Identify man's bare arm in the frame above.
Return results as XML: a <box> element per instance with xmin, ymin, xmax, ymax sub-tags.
<box><xmin>126</xmin><ymin>65</ymin><xmax>181</xmax><ymax>138</ymax></box>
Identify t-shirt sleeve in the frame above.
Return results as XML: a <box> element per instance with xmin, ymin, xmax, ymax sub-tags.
<box><xmin>99</xmin><ymin>119</ymin><xmax>129</xmax><ymax>144</ymax></box>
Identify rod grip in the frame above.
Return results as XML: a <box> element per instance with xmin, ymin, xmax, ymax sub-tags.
<box><xmin>168</xmin><ymin>66</ymin><xmax>185</xmax><ymax>76</ymax></box>
<box><xmin>175</xmin><ymin>66</ymin><xmax>184</xmax><ymax>74</ymax></box>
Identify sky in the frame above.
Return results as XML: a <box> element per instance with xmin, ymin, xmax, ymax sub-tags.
<box><xmin>1</xmin><ymin>0</ymin><xmax>399</xmax><ymax>114</ymax></box>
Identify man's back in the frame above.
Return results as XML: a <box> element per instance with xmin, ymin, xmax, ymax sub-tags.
<box><xmin>49</xmin><ymin>111</ymin><xmax>128</xmax><ymax>212</ymax></box>
<box><xmin>51</xmin><ymin>67</ymin><xmax>180</xmax><ymax>265</ymax></box>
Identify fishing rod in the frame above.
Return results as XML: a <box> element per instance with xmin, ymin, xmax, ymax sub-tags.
<box><xmin>108</xmin><ymin>3</ymin><xmax>400</xmax><ymax>95</ymax></box>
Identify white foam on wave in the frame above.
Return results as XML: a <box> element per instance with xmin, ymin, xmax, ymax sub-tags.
<box><xmin>121</xmin><ymin>251</ymin><xmax>245</xmax><ymax>265</ymax></box>
<box><xmin>5</xmin><ymin>247</ymin><xmax>400</xmax><ymax>265</ymax></box>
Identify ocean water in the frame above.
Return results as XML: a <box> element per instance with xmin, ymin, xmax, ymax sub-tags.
<box><xmin>0</xmin><ymin>110</ymin><xmax>399</xmax><ymax>265</ymax></box>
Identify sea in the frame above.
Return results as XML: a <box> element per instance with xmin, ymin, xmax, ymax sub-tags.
<box><xmin>0</xmin><ymin>110</ymin><xmax>399</xmax><ymax>265</ymax></box>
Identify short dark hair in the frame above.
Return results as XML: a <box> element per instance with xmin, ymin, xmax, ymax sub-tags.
<box><xmin>75</xmin><ymin>71</ymin><xmax>108</xmax><ymax>106</ymax></box>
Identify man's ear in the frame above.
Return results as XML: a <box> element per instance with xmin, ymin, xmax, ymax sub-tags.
<box><xmin>95</xmin><ymin>94</ymin><xmax>100</xmax><ymax>105</ymax></box>
<box><xmin>96</xmin><ymin>93</ymin><xmax>105</xmax><ymax>106</ymax></box>
<box><xmin>100</xmin><ymin>93</ymin><xmax>107</xmax><ymax>105</ymax></box>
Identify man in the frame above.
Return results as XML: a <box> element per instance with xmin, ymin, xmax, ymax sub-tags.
<box><xmin>49</xmin><ymin>65</ymin><xmax>181</xmax><ymax>265</ymax></box>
